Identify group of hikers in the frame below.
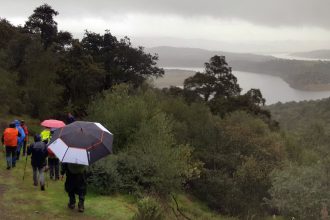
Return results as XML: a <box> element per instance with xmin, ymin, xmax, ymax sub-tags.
<box><xmin>1</xmin><ymin>113</ymin><xmax>87</xmax><ymax>213</ymax></box>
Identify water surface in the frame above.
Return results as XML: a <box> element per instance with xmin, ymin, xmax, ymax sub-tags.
<box><xmin>159</xmin><ymin>67</ymin><xmax>330</xmax><ymax>105</ymax></box>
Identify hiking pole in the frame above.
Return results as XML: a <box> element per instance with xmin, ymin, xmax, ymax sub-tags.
<box><xmin>22</xmin><ymin>155</ymin><xmax>28</xmax><ymax>180</ymax></box>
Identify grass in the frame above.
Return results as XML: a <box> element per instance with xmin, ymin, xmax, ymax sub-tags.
<box><xmin>0</xmin><ymin>151</ymin><xmax>240</xmax><ymax>220</ymax></box>
<box><xmin>0</xmin><ymin>151</ymin><xmax>137</xmax><ymax>220</ymax></box>
<box><xmin>168</xmin><ymin>194</ymin><xmax>237</xmax><ymax>220</ymax></box>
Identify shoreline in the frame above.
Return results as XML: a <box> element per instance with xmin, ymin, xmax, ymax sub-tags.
<box><xmin>159</xmin><ymin>68</ymin><xmax>330</xmax><ymax>92</ymax></box>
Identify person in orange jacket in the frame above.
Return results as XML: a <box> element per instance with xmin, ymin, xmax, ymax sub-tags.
<box><xmin>2</xmin><ymin>122</ymin><xmax>21</xmax><ymax>169</ymax></box>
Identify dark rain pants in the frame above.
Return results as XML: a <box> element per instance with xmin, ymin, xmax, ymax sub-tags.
<box><xmin>5</xmin><ymin>146</ymin><xmax>17</xmax><ymax>168</ymax></box>
<box><xmin>48</xmin><ymin>157</ymin><xmax>60</xmax><ymax>179</ymax></box>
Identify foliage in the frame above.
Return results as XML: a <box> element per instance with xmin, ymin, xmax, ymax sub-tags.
<box><xmin>267</xmin><ymin>97</ymin><xmax>330</xmax><ymax>218</ymax></box>
<box><xmin>184</xmin><ymin>55</ymin><xmax>241</xmax><ymax>101</ymax></box>
<box><xmin>268</xmin><ymin>164</ymin><xmax>330</xmax><ymax>220</ymax></box>
<box><xmin>87</xmin><ymin>85</ymin><xmax>200</xmax><ymax>196</ymax></box>
<box><xmin>133</xmin><ymin>197</ymin><xmax>164</xmax><ymax>220</ymax></box>
<box><xmin>0</xmin><ymin>5</ymin><xmax>163</xmax><ymax>117</ymax></box>
<box><xmin>57</xmin><ymin>40</ymin><xmax>104</xmax><ymax>115</ymax></box>
<box><xmin>0</xmin><ymin>67</ymin><xmax>21</xmax><ymax>115</ymax></box>
<box><xmin>209</xmin><ymin>89</ymin><xmax>271</xmax><ymax>121</ymax></box>
<box><xmin>25</xmin><ymin>4</ymin><xmax>59</xmax><ymax>49</ymax></box>
<box><xmin>191</xmin><ymin>111</ymin><xmax>285</xmax><ymax>217</ymax></box>
<box><xmin>268</xmin><ymin>98</ymin><xmax>330</xmax><ymax>133</ymax></box>
<box><xmin>181</xmin><ymin>55</ymin><xmax>273</xmax><ymax>126</ymax></box>
<box><xmin>81</xmin><ymin>31</ymin><xmax>164</xmax><ymax>89</ymax></box>
<box><xmin>19</xmin><ymin>41</ymin><xmax>63</xmax><ymax>118</ymax></box>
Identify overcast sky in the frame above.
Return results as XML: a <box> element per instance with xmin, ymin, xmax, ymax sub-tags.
<box><xmin>1</xmin><ymin>0</ymin><xmax>330</xmax><ymax>53</ymax></box>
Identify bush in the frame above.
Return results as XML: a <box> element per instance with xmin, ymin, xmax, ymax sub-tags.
<box><xmin>87</xmin><ymin>85</ymin><xmax>200</xmax><ymax>196</ymax></box>
<box><xmin>87</xmin><ymin>155</ymin><xmax>123</xmax><ymax>195</ymax></box>
<box><xmin>191</xmin><ymin>111</ymin><xmax>285</xmax><ymax>217</ymax></box>
<box><xmin>133</xmin><ymin>196</ymin><xmax>164</xmax><ymax>220</ymax></box>
<box><xmin>268</xmin><ymin>163</ymin><xmax>330</xmax><ymax>219</ymax></box>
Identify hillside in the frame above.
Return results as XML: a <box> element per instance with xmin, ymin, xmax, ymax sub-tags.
<box><xmin>0</xmin><ymin>149</ymin><xmax>239</xmax><ymax>220</ymax></box>
<box><xmin>0</xmin><ymin>152</ymin><xmax>137</xmax><ymax>219</ymax></box>
<box><xmin>268</xmin><ymin>97</ymin><xmax>330</xmax><ymax>132</ymax></box>
<box><xmin>148</xmin><ymin>46</ymin><xmax>330</xmax><ymax>91</ymax></box>
<box><xmin>291</xmin><ymin>50</ymin><xmax>330</xmax><ymax>59</ymax></box>
<box><xmin>146</xmin><ymin>46</ymin><xmax>274</xmax><ymax>67</ymax></box>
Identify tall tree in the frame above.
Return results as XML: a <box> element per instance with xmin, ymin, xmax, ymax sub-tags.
<box><xmin>20</xmin><ymin>41</ymin><xmax>63</xmax><ymax>118</ymax></box>
<box><xmin>0</xmin><ymin>19</ymin><xmax>17</xmax><ymax>50</ymax></box>
<box><xmin>184</xmin><ymin>55</ymin><xmax>241</xmax><ymax>102</ymax></box>
<box><xmin>57</xmin><ymin>40</ymin><xmax>105</xmax><ymax>115</ymax></box>
<box><xmin>81</xmin><ymin>31</ymin><xmax>164</xmax><ymax>89</ymax></box>
<box><xmin>25</xmin><ymin>4</ymin><xmax>59</xmax><ymax>49</ymax></box>
<box><xmin>53</xmin><ymin>31</ymin><xmax>73</xmax><ymax>52</ymax></box>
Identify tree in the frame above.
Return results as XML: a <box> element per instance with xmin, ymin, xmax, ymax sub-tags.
<box><xmin>0</xmin><ymin>19</ymin><xmax>17</xmax><ymax>49</ymax></box>
<box><xmin>245</xmin><ymin>88</ymin><xmax>265</xmax><ymax>106</ymax></box>
<box><xmin>57</xmin><ymin>40</ymin><xmax>105</xmax><ymax>115</ymax></box>
<box><xmin>87</xmin><ymin>85</ymin><xmax>200</xmax><ymax>196</ymax></box>
<box><xmin>268</xmin><ymin>164</ymin><xmax>330</xmax><ymax>220</ymax></box>
<box><xmin>184</xmin><ymin>55</ymin><xmax>241</xmax><ymax>102</ymax></box>
<box><xmin>191</xmin><ymin>111</ymin><xmax>285</xmax><ymax>217</ymax></box>
<box><xmin>81</xmin><ymin>31</ymin><xmax>164</xmax><ymax>89</ymax></box>
<box><xmin>54</xmin><ymin>31</ymin><xmax>73</xmax><ymax>52</ymax></box>
<box><xmin>20</xmin><ymin>41</ymin><xmax>63</xmax><ymax>118</ymax></box>
<box><xmin>25</xmin><ymin>4</ymin><xmax>59</xmax><ymax>49</ymax></box>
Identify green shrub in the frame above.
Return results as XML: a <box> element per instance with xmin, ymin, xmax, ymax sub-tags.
<box><xmin>87</xmin><ymin>85</ymin><xmax>200</xmax><ymax>196</ymax></box>
<box><xmin>268</xmin><ymin>163</ymin><xmax>330</xmax><ymax>220</ymax></box>
<box><xmin>133</xmin><ymin>197</ymin><xmax>164</xmax><ymax>220</ymax></box>
<box><xmin>87</xmin><ymin>155</ymin><xmax>123</xmax><ymax>194</ymax></box>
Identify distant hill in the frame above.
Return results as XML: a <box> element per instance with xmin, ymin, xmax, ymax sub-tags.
<box><xmin>146</xmin><ymin>46</ymin><xmax>274</xmax><ymax>67</ymax></box>
<box><xmin>147</xmin><ymin>46</ymin><xmax>330</xmax><ymax>91</ymax></box>
<box><xmin>291</xmin><ymin>50</ymin><xmax>330</xmax><ymax>59</ymax></box>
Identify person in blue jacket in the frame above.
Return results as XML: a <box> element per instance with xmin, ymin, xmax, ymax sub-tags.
<box><xmin>14</xmin><ymin>120</ymin><xmax>25</xmax><ymax>161</ymax></box>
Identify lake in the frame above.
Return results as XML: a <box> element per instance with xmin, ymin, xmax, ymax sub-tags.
<box><xmin>270</xmin><ymin>53</ymin><xmax>330</xmax><ymax>61</ymax></box>
<box><xmin>155</xmin><ymin>67</ymin><xmax>330</xmax><ymax>105</ymax></box>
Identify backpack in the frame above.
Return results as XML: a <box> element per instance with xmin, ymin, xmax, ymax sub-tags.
<box><xmin>67</xmin><ymin>164</ymin><xmax>86</xmax><ymax>174</ymax></box>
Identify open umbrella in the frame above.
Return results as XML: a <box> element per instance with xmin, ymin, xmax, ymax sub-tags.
<box><xmin>47</xmin><ymin>121</ymin><xmax>113</xmax><ymax>165</ymax></box>
<box><xmin>41</xmin><ymin>119</ymin><xmax>66</xmax><ymax>128</ymax></box>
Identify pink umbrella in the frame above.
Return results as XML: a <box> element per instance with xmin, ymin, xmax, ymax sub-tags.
<box><xmin>41</xmin><ymin>119</ymin><xmax>66</xmax><ymax>128</ymax></box>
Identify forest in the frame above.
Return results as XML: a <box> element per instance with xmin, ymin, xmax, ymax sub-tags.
<box><xmin>1</xmin><ymin>4</ymin><xmax>329</xmax><ymax>220</ymax></box>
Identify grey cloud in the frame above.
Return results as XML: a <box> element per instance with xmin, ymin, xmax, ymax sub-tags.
<box><xmin>1</xmin><ymin>0</ymin><xmax>330</xmax><ymax>28</ymax></box>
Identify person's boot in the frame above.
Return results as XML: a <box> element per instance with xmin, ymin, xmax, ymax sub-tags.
<box><xmin>78</xmin><ymin>201</ymin><xmax>84</xmax><ymax>212</ymax></box>
<box><xmin>68</xmin><ymin>195</ymin><xmax>76</xmax><ymax>209</ymax></box>
<box><xmin>68</xmin><ymin>203</ymin><xmax>75</xmax><ymax>209</ymax></box>
<box><xmin>40</xmin><ymin>185</ymin><xmax>45</xmax><ymax>191</ymax></box>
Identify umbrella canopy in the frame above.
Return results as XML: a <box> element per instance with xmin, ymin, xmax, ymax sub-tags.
<box><xmin>47</xmin><ymin>121</ymin><xmax>113</xmax><ymax>165</ymax></box>
<box><xmin>41</xmin><ymin>119</ymin><xmax>66</xmax><ymax>128</ymax></box>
